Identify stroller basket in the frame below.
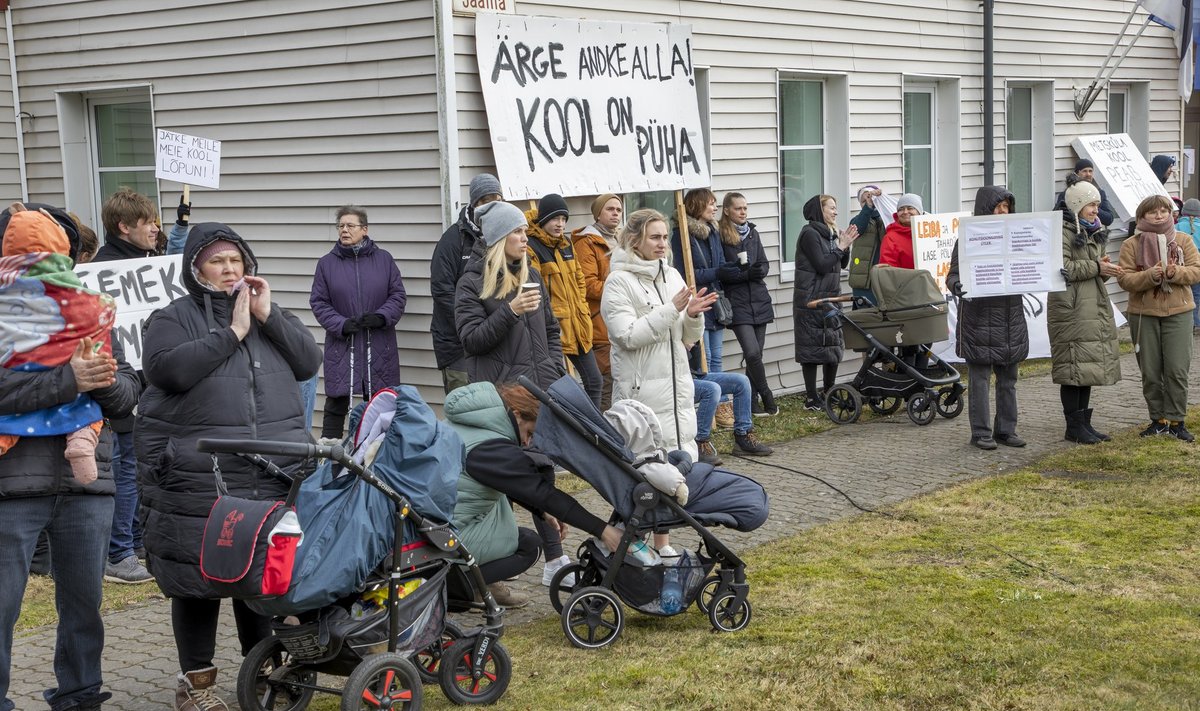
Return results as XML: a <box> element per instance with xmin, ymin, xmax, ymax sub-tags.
<box><xmin>585</xmin><ymin>540</ymin><xmax>714</xmax><ymax>616</ymax></box>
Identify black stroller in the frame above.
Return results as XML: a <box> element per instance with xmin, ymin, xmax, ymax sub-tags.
<box><xmin>196</xmin><ymin>391</ymin><xmax>510</xmax><ymax>710</ymax></box>
<box><xmin>519</xmin><ymin>375</ymin><xmax>769</xmax><ymax>650</ymax></box>
<box><xmin>809</xmin><ymin>266</ymin><xmax>963</xmax><ymax>426</ymax></box>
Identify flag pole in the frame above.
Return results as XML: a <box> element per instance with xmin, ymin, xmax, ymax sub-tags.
<box><xmin>674</xmin><ymin>189</ymin><xmax>706</xmax><ymax>373</ymax></box>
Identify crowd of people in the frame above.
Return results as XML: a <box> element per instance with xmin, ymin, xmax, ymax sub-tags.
<box><xmin>2</xmin><ymin>150</ymin><xmax>1198</xmax><ymax>710</ymax></box>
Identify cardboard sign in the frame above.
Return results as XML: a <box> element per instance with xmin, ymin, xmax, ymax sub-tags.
<box><xmin>1071</xmin><ymin>133</ymin><xmax>1169</xmax><ymax>223</ymax></box>
<box><xmin>958</xmin><ymin>212</ymin><xmax>1065</xmax><ymax>297</ymax></box>
<box><xmin>474</xmin><ymin>14</ymin><xmax>710</xmax><ymax>200</ymax></box>
<box><xmin>156</xmin><ymin>130</ymin><xmax>222</xmax><ymax>190</ymax></box>
<box><xmin>75</xmin><ymin>255</ymin><xmax>187</xmax><ymax>369</ymax></box>
<box><xmin>911</xmin><ymin>211</ymin><xmax>969</xmax><ymax>294</ymax></box>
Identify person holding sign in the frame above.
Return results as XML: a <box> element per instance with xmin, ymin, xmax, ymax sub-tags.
<box><xmin>672</xmin><ymin>189</ymin><xmax>733</xmax><ymax>372</ymax></box>
<box><xmin>792</xmin><ymin>194</ymin><xmax>858</xmax><ymax>411</ymax></box>
<box><xmin>879</xmin><ymin>193</ymin><xmax>923</xmax><ymax>270</ymax></box>
<box><xmin>1117</xmin><ymin>195</ymin><xmax>1200</xmax><ymax>442</ymax></box>
<box><xmin>1050</xmin><ymin>180</ymin><xmax>1123</xmax><ymax>445</ymax></box>
<box><xmin>1053</xmin><ymin>160</ymin><xmax>1114</xmax><ymax>227</ymax></box>
<box><xmin>848</xmin><ymin>185</ymin><xmax>887</xmax><ymax>306</ymax></box>
<box><xmin>946</xmin><ymin>187</ymin><xmax>1029</xmax><ymax>451</ymax></box>
<box><xmin>573</xmin><ymin>193</ymin><xmax>624</xmax><ymax>410</ymax></box>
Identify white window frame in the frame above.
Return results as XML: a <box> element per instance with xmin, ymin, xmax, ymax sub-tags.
<box><xmin>902</xmin><ymin>75</ymin><xmax>962</xmax><ymax>212</ymax></box>
<box><xmin>1005</xmin><ymin>80</ymin><xmax>1054</xmax><ymax>212</ymax></box>
<box><xmin>1108</xmin><ymin>87</ymin><xmax>1129</xmax><ymax>135</ymax></box>
<box><xmin>1110</xmin><ymin>81</ymin><xmax>1150</xmax><ymax>157</ymax></box>
<box><xmin>903</xmin><ymin>85</ymin><xmax>936</xmax><ymax>212</ymax></box>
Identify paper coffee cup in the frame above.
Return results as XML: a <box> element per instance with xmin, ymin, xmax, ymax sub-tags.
<box><xmin>522</xmin><ymin>282</ymin><xmax>539</xmax><ymax>292</ymax></box>
<box><xmin>737</xmin><ymin>251</ymin><xmax>748</xmax><ymax>265</ymax></box>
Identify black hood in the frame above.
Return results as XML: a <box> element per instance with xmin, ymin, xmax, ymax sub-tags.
<box><xmin>973</xmin><ymin>186</ymin><xmax>1015</xmax><ymax>216</ymax></box>
<box><xmin>802</xmin><ymin>194</ymin><xmax>824</xmax><ymax>223</ymax></box>
<box><xmin>180</xmin><ymin>222</ymin><xmax>259</xmax><ymax>300</ymax></box>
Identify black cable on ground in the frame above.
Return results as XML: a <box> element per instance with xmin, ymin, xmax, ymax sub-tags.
<box><xmin>726</xmin><ymin>452</ymin><xmax>898</xmax><ymax>519</ymax></box>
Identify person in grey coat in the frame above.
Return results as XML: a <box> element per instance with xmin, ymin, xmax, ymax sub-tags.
<box><xmin>947</xmin><ymin>186</ymin><xmax>1029</xmax><ymax>450</ymax></box>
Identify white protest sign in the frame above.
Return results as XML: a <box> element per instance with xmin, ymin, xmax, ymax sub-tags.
<box><xmin>1071</xmin><ymin>133</ymin><xmax>1169</xmax><ymax>224</ymax></box>
<box><xmin>958</xmin><ymin>212</ymin><xmax>1065</xmax><ymax>297</ymax></box>
<box><xmin>474</xmin><ymin>14</ymin><xmax>710</xmax><ymax>200</ymax></box>
<box><xmin>911</xmin><ymin>211</ymin><xmax>969</xmax><ymax>294</ymax></box>
<box><xmin>75</xmin><ymin>255</ymin><xmax>188</xmax><ymax>370</ymax></box>
<box><xmin>155</xmin><ymin>130</ymin><xmax>222</xmax><ymax>190</ymax></box>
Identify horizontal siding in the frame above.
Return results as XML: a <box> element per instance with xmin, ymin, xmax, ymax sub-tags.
<box><xmin>0</xmin><ymin>23</ymin><xmax>20</xmax><ymax>204</ymax></box>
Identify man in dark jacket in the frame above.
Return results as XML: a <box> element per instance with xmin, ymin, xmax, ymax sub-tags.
<box><xmin>89</xmin><ymin>188</ymin><xmax>160</xmax><ymax>584</ymax></box>
<box><xmin>1053</xmin><ymin>159</ymin><xmax>1115</xmax><ymax>226</ymax></box>
<box><xmin>946</xmin><ymin>186</ymin><xmax>1030</xmax><ymax>450</ymax></box>
<box><xmin>431</xmin><ymin>173</ymin><xmax>503</xmax><ymax>394</ymax></box>
<box><xmin>1</xmin><ymin>312</ymin><xmax>141</xmax><ymax>711</ymax></box>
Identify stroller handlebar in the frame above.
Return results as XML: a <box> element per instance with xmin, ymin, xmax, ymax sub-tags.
<box><xmin>806</xmin><ymin>295</ymin><xmax>855</xmax><ymax>309</ymax></box>
<box><xmin>196</xmin><ymin>438</ymin><xmax>350</xmax><ymax>466</ymax></box>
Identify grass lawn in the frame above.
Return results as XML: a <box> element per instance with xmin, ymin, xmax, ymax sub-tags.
<box><xmin>17</xmin><ymin>576</ymin><xmax>163</xmax><ymax>633</ymax></box>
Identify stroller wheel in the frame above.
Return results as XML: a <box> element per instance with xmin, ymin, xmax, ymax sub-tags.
<box><xmin>708</xmin><ymin>592</ymin><xmax>753</xmax><ymax>633</ymax></box>
<box><xmin>906</xmin><ymin>390</ymin><xmax>937</xmax><ymax>426</ymax></box>
<box><xmin>438</xmin><ymin>637</ymin><xmax>512</xmax><ymax>705</ymax></box>
<box><xmin>868</xmin><ymin>396</ymin><xmax>902</xmax><ymax>416</ymax></box>
<box><xmin>549</xmin><ymin>562</ymin><xmax>599</xmax><ymax>614</ymax></box>
<box><xmin>935</xmin><ymin>385</ymin><xmax>964</xmax><ymax>419</ymax></box>
<box><xmin>695</xmin><ymin>575</ymin><xmax>722</xmax><ymax>615</ymax></box>
<box><xmin>341</xmin><ymin>653</ymin><xmax>422</xmax><ymax>711</ymax></box>
<box><xmin>562</xmin><ymin>586</ymin><xmax>624</xmax><ymax>650</ymax></box>
<box><xmin>236</xmin><ymin>636</ymin><xmax>316</xmax><ymax>711</ymax></box>
<box><xmin>823</xmin><ymin>384</ymin><xmax>862</xmax><ymax>425</ymax></box>
<box><xmin>412</xmin><ymin>620</ymin><xmax>464</xmax><ymax>684</ymax></box>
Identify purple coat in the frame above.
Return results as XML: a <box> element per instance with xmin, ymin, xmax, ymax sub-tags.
<box><xmin>310</xmin><ymin>237</ymin><xmax>407</xmax><ymax>398</ymax></box>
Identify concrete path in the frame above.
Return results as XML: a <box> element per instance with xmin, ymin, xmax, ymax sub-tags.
<box><xmin>9</xmin><ymin>343</ymin><xmax>1200</xmax><ymax>709</ymax></box>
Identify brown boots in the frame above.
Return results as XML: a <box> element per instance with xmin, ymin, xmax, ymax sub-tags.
<box><xmin>175</xmin><ymin>666</ymin><xmax>228</xmax><ymax>711</ymax></box>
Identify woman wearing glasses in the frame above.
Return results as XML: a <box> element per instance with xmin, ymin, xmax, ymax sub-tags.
<box><xmin>310</xmin><ymin>205</ymin><xmax>408</xmax><ymax>440</ymax></box>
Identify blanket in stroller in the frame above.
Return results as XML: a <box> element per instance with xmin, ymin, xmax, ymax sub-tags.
<box><xmin>251</xmin><ymin>387</ymin><xmax>463</xmax><ymax>617</ymax></box>
<box><xmin>845</xmin><ymin>266</ymin><xmax>949</xmax><ymax>349</ymax></box>
<box><xmin>533</xmin><ymin>376</ymin><xmax>768</xmax><ymax>532</ymax></box>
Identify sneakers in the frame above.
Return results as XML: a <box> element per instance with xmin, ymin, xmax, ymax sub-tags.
<box><xmin>995</xmin><ymin>433</ymin><xmax>1027</xmax><ymax>448</ymax></box>
<box><xmin>752</xmin><ymin>402</ymin><xmax>780</xmax><ymax>417</ymax></box>
<box><xmin>695</xmin><ymin>439</ymin><xmax>723</xmax><ymax>466</ymax></box>
<box><xmin>1140</xmin><ymin>420</ymin><xmax>1170</xmax><ymax>437</ymax></box>
<box><xmin>1169</xmin><ymin>422</ymin><xmax>1195</xmax><ymax>443</ymax></box>
<box><xmin>542</xmin><ymin>554</ymin><xmax>575</xmax><ymax>587</ymax></box>
<box><xmin>803</xmin><ymin>397</ymin><xmax>823</xmax><ymax>412</ymax></box>
<box><xmin>486</xmin><ymin>582</ymin><xmax>529</xmax><ymax>608</ymax></box>
<box><xmin>970</xmin><ymin>436</ymin><xmax>998</xmax><ymax>450</ymax></box>
<box><xmin>733</xmin><ymin>431</ymin><xmax>773</xmax><ymax>456</ymax></box>
<box><xmin>714</xmin><ymin>402</ymin><xmax>735</xmax><ymax>429</ymax></box>
<box><xmin>105</xmin><ymin>555</ymin><xmax>154</xmax><ymax>584</ymax></box>
<box><xmin>175</xmin><ymin>666</ymin><xmax>228</xmax><ymax>711</ymax></box>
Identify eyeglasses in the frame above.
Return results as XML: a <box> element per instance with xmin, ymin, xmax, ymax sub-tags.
<box><xmin>335</xmin><ymin>223</ymin><xmax>365</xmax><ymax>230</ymax></box>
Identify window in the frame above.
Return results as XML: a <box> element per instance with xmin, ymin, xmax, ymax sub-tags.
<box><xmin>779</xmin><ymin>78</ymin><xmax>824</xmax><ymax>263</ymax></box>
<box><xmin>1109</xmin><ymin>82</ymin><xmax>1149</xmax><ymax>156</ymax></box>
<box><xmin>1006</xmin><ymin>87</ymin><xmax>1034</xmax><ymax>212</ymax></box>
<box><xmin>1108</xmin><ymin>89</ymin><xmax>1128</xmax><ymax>134</ymax></box>
<box><xmin>1005</xmin><ymin>81</ymin><xmax>1053</xmax><ymax>212</ymax></box>
<box><xmin>903</xmin><ymin>88</ymin><xmax>935</xmax><ymax>211</ymax></box>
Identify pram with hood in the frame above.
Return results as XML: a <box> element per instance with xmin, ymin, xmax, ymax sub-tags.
<box><xmin>196</xmin><ymin>386</ymin><xmax>511</xmax><ymax>710</ymax></box>
<box><xmin>808</xmin><ymin>265</ymin><xmax>963</xmax><ymax>426</ymax></box>
<box><xmin>519</xmin><ymin>375</ymin><xmax>769</xmax><ymax>650</ymax></box>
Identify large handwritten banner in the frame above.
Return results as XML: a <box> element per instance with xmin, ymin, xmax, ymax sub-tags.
<box><xmin>911</xmin><ymin>211</ymin><xmax>969</xmax><ymax>294</ymax></box>
<box><xmin>75</xmin><ymin>255</ymin><xmax>186</xmax><ymax>369</ymax></box>
<box><xmin>1071</xmin><ymin>133</ymin><xmax>1168</xmax><ymax>224</ymax></box>
<box><xmin>958</xmin><ymin>212</ymin><xmax>1065</xmax><ymax>297</ymax></box>
<box><xmin>475</xmin><ymin>14</ymin><xmax>710</xmax><ymax>200</ymax></box>
<box><xmin>156</xmin><ymin>129</ymin><xmax>222</xmax><ymax>190</ymax></box>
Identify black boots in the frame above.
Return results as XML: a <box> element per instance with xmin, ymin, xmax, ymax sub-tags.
<box><xmin>1081</xmin><ymin>408</ymin><xmax>1111</xmax><ymax>442</ymax></box>
<box><xmin>1065</xmin><ymin>410</ymin><xmax>1100</xmax><ymax>445</ymax></box>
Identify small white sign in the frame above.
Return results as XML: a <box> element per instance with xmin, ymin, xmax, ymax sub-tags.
<box><xmin>958</xmin><ymin>212</ymin><xmax>1065</xmax><ymax>297</ymax></box>
<box><xmin>75</xmin><ymin>255</ymin><xmax>187</xmax><ymax>369</ymax></box>
<box><xmin>155</xmin><ymin>129</ymin><xmax>222</xmax><ymax>190</ymax></box>
<box><xmin>1071</xmin><ymin>133</ymin><xmax>1169</xmax><ymax>223</ymax></box>
<box><xmin>453</xmin><ymin>0</ymin><xmax>514</xmax><ymax>14</ymax></box>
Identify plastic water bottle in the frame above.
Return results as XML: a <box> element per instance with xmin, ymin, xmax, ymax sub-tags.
<box><xmin>627</xmin><ymin>540</ymin><xmax>661</xmax><ymax>566</ymax></box>
<box><xmin>659</xmin><ymin>565</ymin><xmax>683</xmax><ymax>614</ymax></box>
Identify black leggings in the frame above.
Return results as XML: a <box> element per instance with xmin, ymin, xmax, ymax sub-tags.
<box><xmin>479</xmin><ymin>527</ymin><xmax>540</xmax><ymax>584</ymax></box>
<box><xmin>567</xmin><ymin>350</ymin><xmax>604</xmax><ymax>411</ymax></box>
<box><xmin>801</xmin><ymin>363</ymin><xmax>838</xmax><ymax>399</ymax></box>
<box><xmin>731</xmin><ymin>323</ymin><xmax>772</xmax><ymax>405</ymax></box>
<box><xmin>1060</xmin><ymin>384</ymin><xmax>1092</xmax><ymax>414</ymax></box>
<box><xmin>172</xmin><ymin>597</ymin><xmax>271</xmax><ymax>673</ymax></box>
<box><xmin>321</xmin><ymin>395</ymin><xmax>351</xmax><ymax>440</ymax></box>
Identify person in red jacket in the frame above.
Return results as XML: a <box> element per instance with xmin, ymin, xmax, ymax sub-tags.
<box><xmin>879</xmin><ymin>193</ymin><xmax>923</xmax><ymax>269</ymax></box>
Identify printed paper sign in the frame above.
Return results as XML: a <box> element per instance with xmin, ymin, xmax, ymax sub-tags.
<box><xmin>958</xmin><ymin>212</ymin><xmax>1065</xmax><ymax>296</ymax></box>
<box><xmin>1071</xmin><ymin>133</ymin><xmax>1169</xmax><ymax>224</ymax></box>
<box><xmin>911</xmin><ymin>211</ymin><xmax>969</xmax><ymax>294</ymax></box>
<box><xmin>475</xmin><ymin>14</ymin><xmax>710</xmax><ymax>199</ymax></box>
<box><xmin>75</xmin><ymin>255</ymin><xmax>187</xmax><ymax>369</ymax></box>
<box><xmin>155</xmin><ymin>130</ymin><xmax>222</xmax><ymax>190</ymax></box>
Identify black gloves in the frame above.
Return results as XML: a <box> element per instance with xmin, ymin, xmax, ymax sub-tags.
<box><xmin>717</xmin><ymin>263</ymin><xmax>744</xmax><ymax>281</ymax></box>
<box><xmin>950</xmin><ymin>281</ymin><xmax>966</xmax><ymax>298</ymax></box>
<box><xmin>360</xmin><ymin>313</ymin><xmax>386</xmax><ymax>330</ymax></box>
<box><xmin>176</xmin><ymin>196</ymin><xmax>191</xmax><ymax>227</ymax></box>
<box><xmin>341</xmin><ymin>318</ymin><xmax>361</xmax><ymax>336</ymax></box>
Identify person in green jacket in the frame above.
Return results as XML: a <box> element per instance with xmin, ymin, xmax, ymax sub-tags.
<box><xmin>1050</xmin><ymin>180</ymin><xmax>1124</xmax><ymax>445</ymax></box>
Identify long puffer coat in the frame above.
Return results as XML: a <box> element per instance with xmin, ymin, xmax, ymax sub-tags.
<box><xmin>671</xmin><ymin>217</ymin><xmax>727</xmax><ymax>331</ymax></box>
<box><xmin>1048</xmin><ymin>215</ymin><xmax>1121</xmax><ymax>387</ymax></box>
<box><xmin>136</xmin><ymin>223</ymin><xmax>322</xmax><ymax>599</ymax></box>
<box><xmin>946</xmin><ymin>186</ymin><xmax>1029</xmax><ymax>365</ymax></box>
<box><xmin>720</xmin><ymin>222</ymin><xmax>773</xmax><ymax>326</ymax></box>
<box><xmin>454</xmin><ymin>245</ymin><xmax>565</xmax><ymax>389</ymax></box>
<box><xmin>601</xmin><ymin>248</ymin><xmax>703</xmax><ymax>459</ymax></box>
<box><xmin>309</xmin><ymin>236</ymin><xmax>407</xmax><ymax>398</ymax></box>
<box><xmin>792</xmin><ymin>196</ymin><xmax>848</xmax><ymax>364</ymax></box>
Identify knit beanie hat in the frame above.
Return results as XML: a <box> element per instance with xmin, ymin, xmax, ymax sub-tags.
<box><xmin>468</xmin><ymin>173</ymin><xmax>502</xmax><ymax>207</ymax></box>
<box><xmin>1065</xmin><ymin>180</ymin><xmax>1101</xmax><ymax>218</ymax></box>
<box><xmin>475</xmin><ymin>200</ymin><xmax>526</xmax><ymax>247</ymax></box>
<box><xmin>896</xmin><ymin>193</ymin><xmax>924</xmax><ymax>214</ymax></box>
<box><xmin>193</xmin><ymin>238</ymin><xmax>240</xmax><ymax>270</ymax></box>
<box><xmin>1074</xmin><ymin>158</ymin><xmax>1094</xmax><ymax>174</ymax></box>
<box><xmin>536</xmin><ymin>193</ymin><xmax>569</xmax><ymax>226</ymax></box>
<box><xmin>591</xmin><ymin>193</ymin><xmax>620</xmax><ymax>220</ymax></box>
<box><xmin>1182</xmin><ymin>198</ymin><xmax>1200</xmax><ymax>217</ymax></box>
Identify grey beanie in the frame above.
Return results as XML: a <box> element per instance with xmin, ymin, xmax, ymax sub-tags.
<box><xmin>475</xmin><ymin>200</ymin><xmax>526</xmax><ymax>247</ymax></box>
<box><xmin>468</xmin><ymin>173</ymin><xmax>502</xmax><ymax>207</ymax></box>
<box><xmin>896</xmin><ymin>193</ymin><xmax>924</xmax><ymax>214</ymax></box>
<box><xmin>1182</xmin><ymin>198</ymin><xmax>1200</xmax><ymax>218</ymax></box>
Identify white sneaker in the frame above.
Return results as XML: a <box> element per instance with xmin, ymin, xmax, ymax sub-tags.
<box><xmin>657</xmin><ymin>545</ymin><xmax>678</xmax><ymax>561</ymax></box>
<box><xmin>542</xmin><ymin>554</ymin><xmax>575</xmax><ymax>587</ymax></box>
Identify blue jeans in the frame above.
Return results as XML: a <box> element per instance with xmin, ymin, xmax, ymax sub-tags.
<box><xmin>299</xmin><ymin>374</ymin><xmax>319</xmax><ymax>433</ymax></box>
<box><xmin>108</xmin><ymin>431</ymin><xmax>140</xmax><ymax>563</ymax></box>
<box><xmin>702</xmin><ymin>329</ymin><xmax>724</xmax><ymax>373</ymax></box>
<box><xmin>1192</xmin><ymin>284</ymin><xmax>1200</xmax><ymax>327</ymax></box>
<box><xmin>1</xmin><ymin>494</ymin><xmax>114</xmax><ymax>711</ymax></box>
<box><xmin>694</xmin><ymin>371</ymin><xmax>753</xmax><ymax>438</ymax></box>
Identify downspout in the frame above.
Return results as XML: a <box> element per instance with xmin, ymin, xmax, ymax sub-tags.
<box><xmin>434</xmin><ymin>0</ymin><xmax>461</xmax><ymax>230</ymax></box>
<box><xmin>982</xmin><ymin>0</ymin><xmax>994</xmax><ymax>186</ymax></box>
<box><xmin>5</xmin><ymin>5</ymin><xmax>28</xmax><ymax>201</ymax></box>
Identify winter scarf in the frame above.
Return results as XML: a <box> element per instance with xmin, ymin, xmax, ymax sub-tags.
<box><xmin>1134</xmin><ymin>217</ymin><xmax>1185</xmax><ymax>295</ymax></box>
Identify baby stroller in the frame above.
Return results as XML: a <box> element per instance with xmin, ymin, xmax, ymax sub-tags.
<box><xmin>809</xmin><ymin>266</ymin><xmax>963</xmax><ymax>426</ymax></box>
<box><xmin>519</xmin><ymin>375</ymin><xmax>769</xmax><ymax>650</ymax></box>
<box><xmin>196</xmin><ymin>387</ymin><xmax>510</xmax><ymax>710</ymax></box>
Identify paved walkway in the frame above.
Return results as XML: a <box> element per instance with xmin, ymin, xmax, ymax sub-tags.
<box><xmin>10</xmin><ymin>343</ymin><xmax>1200</xmax><ymax>709</ymax></box>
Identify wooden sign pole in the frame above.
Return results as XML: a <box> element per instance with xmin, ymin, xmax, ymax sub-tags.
<box><xmin>183</xmin><ymin>184</ymin><xmax>190</xmax><ymax>204</ymax></box>
<box><xmin>674</xmin><ymin>189</ymin><xmax>706</xmax><ymax>374</ymax></box>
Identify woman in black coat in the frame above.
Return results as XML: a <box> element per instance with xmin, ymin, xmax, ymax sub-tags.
<box><xmin>718</xmin><ymin>192</ymin><xmax>777</xmax><ymax>415</ymax></box>
<box><xmin>136</xmin><ymin>223</ymin><xmax>321</xmax><ymax>702</ymax></box>
<box><xmin>792</xmin><ymin>194</ymin><xmax>858</xmax><ymax>410</ymax></box>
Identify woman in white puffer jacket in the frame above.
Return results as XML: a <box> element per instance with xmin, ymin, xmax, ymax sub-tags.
<box><xmin>601</xmin><ymin>209</ymin><xmax>716</xmax><ymax>460</ymax></box>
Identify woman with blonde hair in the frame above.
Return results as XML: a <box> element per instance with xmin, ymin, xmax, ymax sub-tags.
<box><xmin>717</xmin><ymin>191</ymin><xmax>776</xmax><ymax>415</ymax></box>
